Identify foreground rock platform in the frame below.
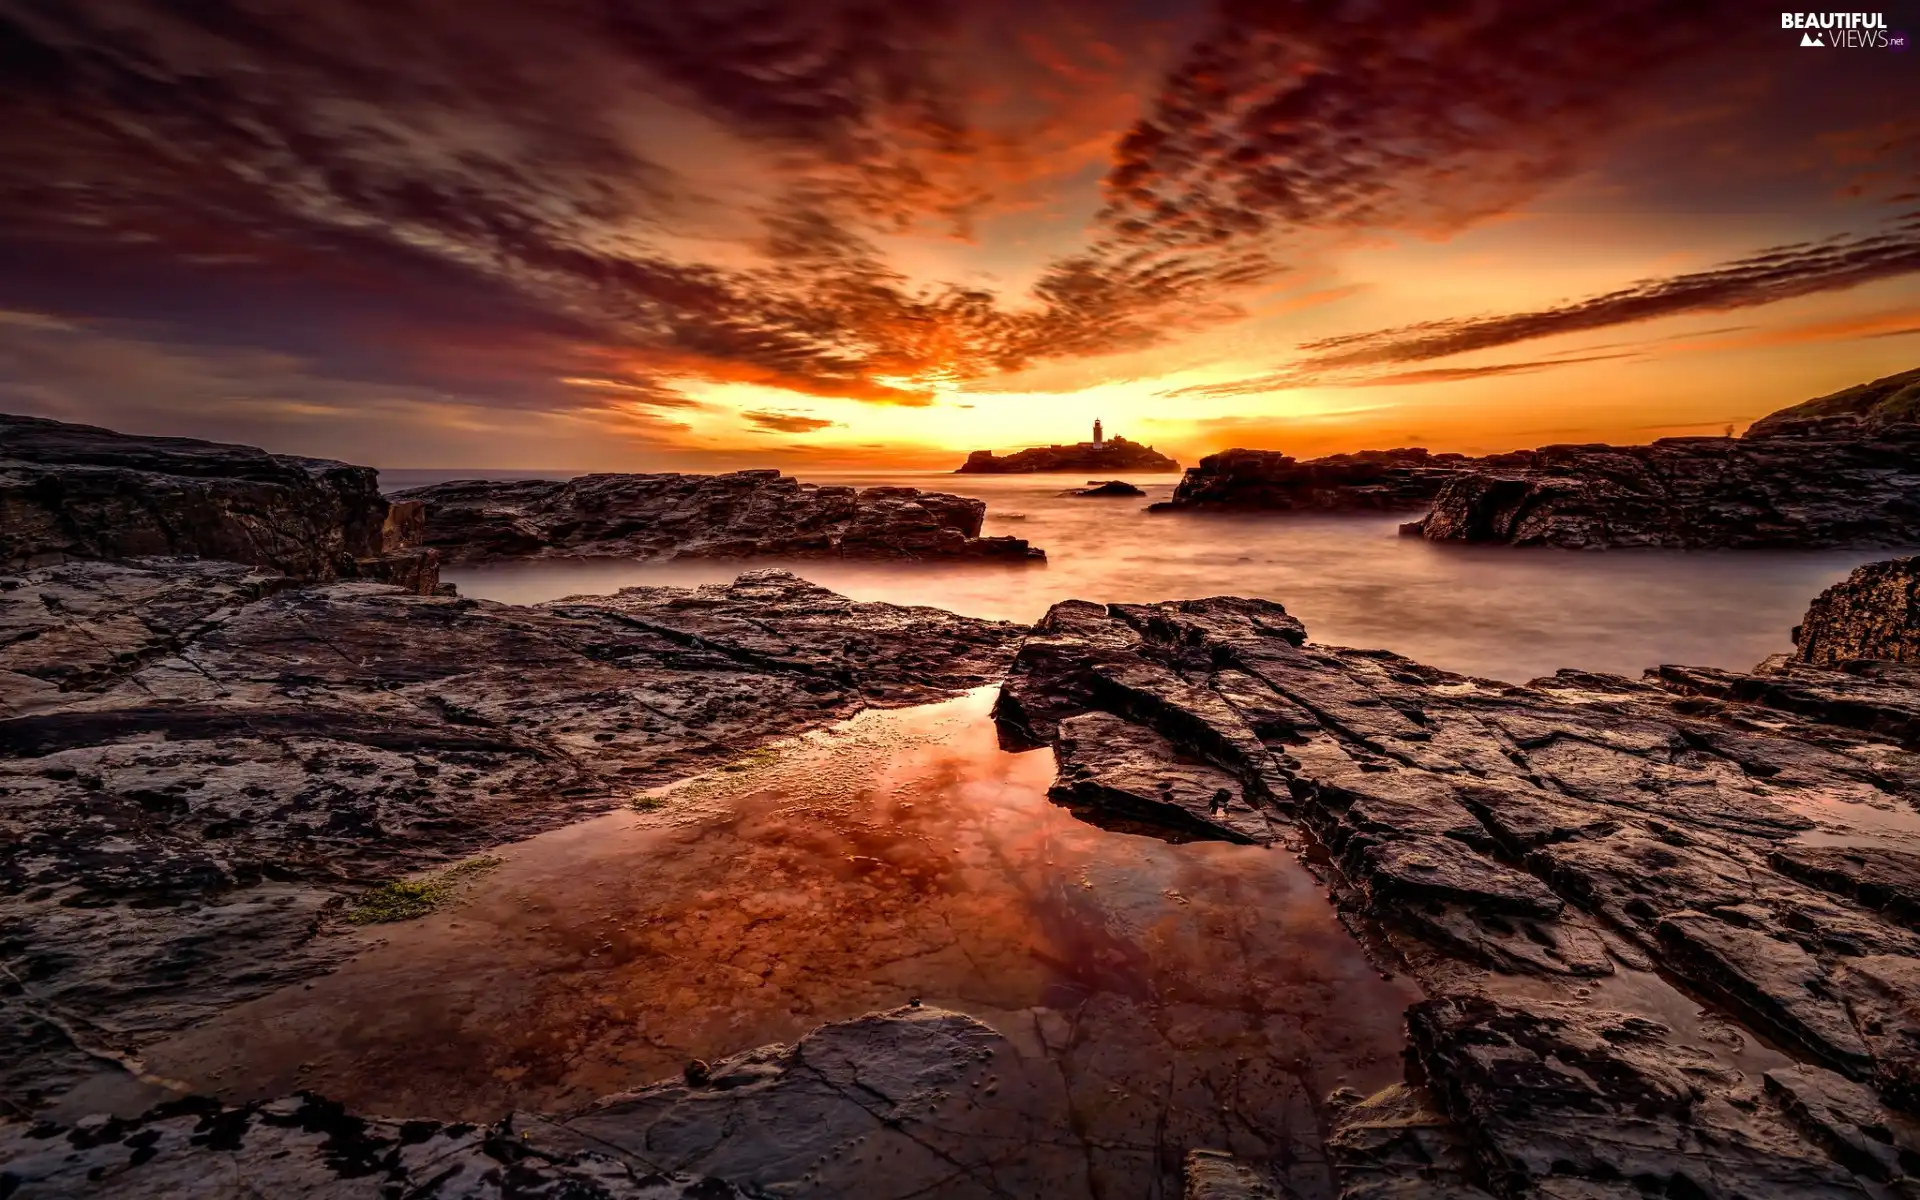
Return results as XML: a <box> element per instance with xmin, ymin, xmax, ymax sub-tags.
<box><xmin>0</xmin><ymin>563</ymin><xmax>1023</xmax><ymax>1111</ymax></box>
<box><xmin>393</xmin><ymin>470</ymin><xmax>1045</xmax><ymax>564</ymax></box>
<box><xmin>1</xmin><ymin>413</ymin><xmax>439</xmax><ymax>590</ymax></box>
<box><xmin>996</xmin><ymin>585</ymin><xmax>1920</xmax><ymax>1197</ymax></box>
<box><xmin>0</xmin><ymin>1006</ymin><xmax>1095</xmax><ymax>1199</ymax></box>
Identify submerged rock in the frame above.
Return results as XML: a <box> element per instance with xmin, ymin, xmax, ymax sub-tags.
<box><xmin>1793</xmin><ymin>555</ymin><xmax>1920</xmax><ymax>666</ymax></box>
<box><xmin>0</xmin><ymin>413</ymin><xmax>438</xmax><ymax>590</ymax></box>
<box><xmin>0</xmin><ymin>561</ymin><xmax>1024</xmax><ymax>1109</ymax></box>
<box><xmin>393</xmin><ymin>470</ymin><xmax>1046</xmax><ymax>563</ymax></box>
<box><xmin>993</xmin><ymin>582</ymin><xmax>1920</xmax><ymax>1196</ymax></box>
<box><xmin>1408</xmin><ymin>367</ymin><xmax>1920</xmax><ymax>549</ymax></box>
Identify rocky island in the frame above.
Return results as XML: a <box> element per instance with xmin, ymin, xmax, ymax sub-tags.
<box><xmin>956</xmin><ymin>419</ymin><xmax>1178</xmax><ymax>474</ymax></box>
<box><xmin>394</xmin><ymin>471</ymin><xmax>1045</xmax><ymax>563</ymax></box>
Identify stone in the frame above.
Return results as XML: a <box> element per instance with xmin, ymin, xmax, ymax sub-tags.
<box><xmin>0</xmin><ymin>1006</ymin><xmax>1082</xmax><ymax>1199</ymax></box>
<box><xmin>991</xmin><ymin>582</ymin><xmax>1920</xmax><ymax>1194</ymax></box>
<box><xmin>1049</xmin><ymin>710</ymin><xmax>1276</xmax><ymax>843</ymax></box>
<box><xmin>1764</xmin><ymin>1063</ymin><xmax>1920</xmax><ymax>1184</ymax></box>
<box><xmin>1794</xmin><ymin>556</ymin><xmax>1920</xmax><ymax>665</ymax></box>
<box><xmin>1151</xmin><ymin>448</ymin><xmax>1479</xmax><ymax>513</ymax></box>
<box><xmin>1184</xmin><ymin>1148</ymin><xmax>1286</xmax><ymax>1198</ymax></box>
<box><xmin>1771</xmin><ymin>846</ymin><xmax>1920</xmax><ymax>931</ymax></box>
<box><xmin>1065</xmin><ymin>479</ymin><xmax>1146</xmax><ymax>497</ymax></box>
<box><xmin>1408</xmin><ymin>367</ymin><xmax>1920</xmax><ymax>549</ymax></box>
<box><xmin>0</xmin><ymin>561</ymin><xmax>1024</xmax><ymax>1108</ymax></box>
<box><xmin>392</xmin><ymin>470</ymin><xmax>1045</xmax><ymax>563</ymax></box>
<box><xmin>0</xmin><ymin>412</ymin><xmax>440</xmax><ymax>588</ymax></box>
<box><xmin>956</xmin><ymin>437</ymin><xmax>1178</xmax><ymax>474</ymax></box>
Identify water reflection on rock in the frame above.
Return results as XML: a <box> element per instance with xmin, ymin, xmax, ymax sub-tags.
<box><xmin>147</xmin><ymin>689</ymin><xmax>1418</xmax><ymax>1197</ymax></box>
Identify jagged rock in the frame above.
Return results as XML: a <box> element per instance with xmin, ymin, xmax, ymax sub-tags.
<box><xmin>1764</xmin><ymin>1063</ymin><xmax>1920</xmax><ymax>1184</ymax></box>
<box><xmin>393</xmin><ymin>470</ymin><xmax>1045</xmax><ymax>563</ymax></box>
<box><xmin>992</xmin><ymin>586</ymin><xmax>1920</xmax><ymax>1194</ymax></box>
<box><xmin>1151</xmin><ymin>448</ymin><xmax>1478</xmax><ymax>513</ymax></box>
<box><xmin>1771</xmin><ymin>846</ymin><xmax>1920</xmax><ymax>932</ymax></box>
<box><xmin>956</xmin><ymin>437</ymin><xmax>1178</xmax><ymax>474</ymax></box>
<box><xmin>1183</xmin><ymin>1148</ymin><xmax>1285</xmax><ymax>1198</ymax></box>
<box><xmin>1409</xmin><ymin>995</ymin><xmax>1871</xmax><ymax>1199</ymax></box>
<box><xmin>0</xmin><ymin>562</ymin><xmax>1024</xmax><ymax>1108</ymax></box>
<box><xmin>0</xmin><ymin>413</ymin><xmax>412</xmax><ymax>580</ymax></box>
<box><xmin>0</xmin><ymin>1006</ymin><xmax>1071</xmax><ymax>1199</ymax></box>
<box><xmin>1049</xmin><ymin>710</ymin><xmax>1276</xmax><ymax>843</ymax></box>
<box><xmin>1066</xmin><ymin>479</ymin><xmax>1146</xmax><ymax>497</ymax></box>
<box><xmin>1408</xmin><ymin>367</ymin><xmax>1920</xmax><ymax>549</ymax></box>
<box><xmin>1794</xmin><ymin>556</ymin><xmax>1920</xmax><ymax>665</ymax></box>
<box><xmin>1326</xmin><ymin>1084</ymin><xmax>1496</xmax><ymax>1200</ymax></box>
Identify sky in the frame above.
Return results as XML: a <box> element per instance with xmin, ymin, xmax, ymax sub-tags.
<box><xmin>0</xmin><ymin>0</ymin><xmax>1916</xmax><ymax>472</ymax></box>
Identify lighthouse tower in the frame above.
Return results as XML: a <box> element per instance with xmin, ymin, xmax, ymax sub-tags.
<box><xmin>1092</xmin><ymin>418</ymin><xmax>1104</xmax><ymax>448</ymax></box>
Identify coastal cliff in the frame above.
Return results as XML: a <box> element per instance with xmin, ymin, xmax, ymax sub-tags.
<box><xmin>393</xmin><ymin>471</ymin><xmax>1045</xmax><ymax>563</ymax></box>
<box><xmin>0</xmin><ymin>413</ymin><xmax>439</xmax><ymax>591</ymax></box>
<box><xmin>1407</xmin><ymin>367</ymin><xmax>1920</xmax><ymax>548</ymax></box>
<box><xmin>956</xmin><ymin>436</ymin><xmax>1177</xmax><ymax>474</ymax></box>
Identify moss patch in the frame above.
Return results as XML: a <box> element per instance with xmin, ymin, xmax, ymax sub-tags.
<box><xmin>720</xmin><ymin>745</ymin><xmax>782</xmax><ymax>773</ymax></box>
<box><xmin>629</xmin><ymin>793</ymin><xmax>667</xmax><ymax>812</ymax></box>
<box><xmin>344</xmin><ymin>855</ymin><xmax>502</xmax><ymax>924</ymax></box>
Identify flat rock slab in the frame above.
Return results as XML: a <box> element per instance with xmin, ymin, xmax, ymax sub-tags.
<box><xmin>1050</xmin><ymin>710</ymin><xmax>1275</xmax><ymax>843</ymax></box>
<box><xmin>0</xmin><ymin>561</ymin><xmax>1024</xmax><ymax>1110</ymax></box>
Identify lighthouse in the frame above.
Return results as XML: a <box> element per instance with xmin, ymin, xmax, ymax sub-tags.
<box><xmin>1092</xmin><ymin>418</ymin><xmax>1104</xmax><ymax>448</ymax></box>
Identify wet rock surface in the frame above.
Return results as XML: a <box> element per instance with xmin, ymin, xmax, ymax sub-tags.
<box><xmin>956</xmin><ymin>437</ymin><xmax>1178</xmax><ymax>474</ymax></box>
<box><xmin>1152</xmin><ymin>448</ymin><xmax>1480</xmax><ymax>513</ymax></box>
<box><xmin>394</xmin><ymin>470</ymin><xmax>1045</xmax><ymax>564</ymax></box>
<box><xmin>0</xmin><ymin>414</ymin><xmax>429</xmax><ymax>584</ymax></box>
<box><xmin>1065</xmin><ymin>479</ymin><xmax>1146</xmax><ymax>497</ymax></box>
<box><xmin>0</xmin><ymin>562</ymin><xmax>1022</xmax><ymax>1111</ymax></box>
<box><xmin>995</xmin><ymin>586</ymin><xmax>1920</xmax><ymax>1196</ymax></box>
<box><xmin>1407</xmin><ymin>367</ymin><xmax>1920</xmax><ymax>549</ymax></box>
<box><xmin>1794</xmin><ymin>555</ymin><xmax>1920</xmax><ymax>666</ymax></box>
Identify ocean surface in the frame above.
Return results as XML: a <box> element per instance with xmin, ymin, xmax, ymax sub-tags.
<box><xmin>380</xmin><ymin>467</ymin><xmax>1911</xmax><ymax>684</ymax></box>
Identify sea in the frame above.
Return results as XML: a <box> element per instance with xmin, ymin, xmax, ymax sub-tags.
<box><xmin>378</xmin><ymin>468</ymin><xmax>1911</xmax><ymax>685</ymax></box>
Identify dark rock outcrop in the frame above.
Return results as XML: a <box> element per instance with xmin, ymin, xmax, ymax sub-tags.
<box><xmin>0</xmin><ymin>562</ymin><xmax>1024</xmax><ymax>1109</ymax></box>
<box><xmin>1152</xmin><ymin>447</ymin><xmax>1479</xmax><ymax>513</ymax></box>
<box><xmin>0</xmin><ymin>414</ymin><xmax>436</xmax><ymax>587</ymax></box>
<box><xmin>956</xmin><ymin>437</ymin><xmax>1178</xmax><ymax>474</ymax></box>
<box><xmin>392</xmin><ymin>470</ymin><xmax>1045</xmax><ymax>564</ymax></box>
<box><xmin>994</xmin><ymin>586</ymin><xmax>1920</xmax><ymax>1197</ymax></box>
<box><xmin>1408</xmin><ymin>367</ymin><xmax>1920</xmax><ymax>549</ymax></box>
<box><xmin>1793</xmin><ymin>556</ymin><xmax>1920</xmax><ymax>665</ymax></box>
<box><xmin>1065</xmin><ymin>479</ymin><xmax>1146</xmax><ymax>497</ymax></box>
<box><xmin>0</xmin><ymin>1005</ymin><xmax>1094</xmax><ymax>1198</ymax></box>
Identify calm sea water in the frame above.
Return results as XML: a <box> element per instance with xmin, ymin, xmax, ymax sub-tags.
<box><xmin>380</xmin><ymin>468</ymin><xmax>1908</xmax><ymax>684</ymax></box>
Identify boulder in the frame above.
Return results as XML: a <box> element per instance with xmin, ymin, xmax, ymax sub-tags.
<box><xmin>392</xmin><ymin>471</ymin><xmax>1045</xmax><ymax>564</ymax></box>
<box><xmin>1793</xmin><ymin>556</ymin><xmax>1920</xmax><ymax>665</ymax></box>
<box><xmin>1066</xmin><ymin>479</ymin><xmax>1146</xmax><ymax>497</ymax></box>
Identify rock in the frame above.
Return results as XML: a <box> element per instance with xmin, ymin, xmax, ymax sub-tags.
<box><xmin>956</xmin><ymin>437</ymin><xmax>1178</xmax><ymax>474</ymax></box>
<box><xmin>1410</xmin><ymin>367</ymin><xmax>1920</xmax><ymax>549</ymax></box>
<box><xmin>992</xmin><ymin>585</ymin><xmax>1920</xmax><ymax>1194</ymax></box>
<box><xmin>1409</xmin><ymin>995</ymin><xmax>1870</xmax><ymax>1199</ymax></box>
<box><xmin>0</xmin><ymin>561</ymin><xmax>1024</xmax><ymax>1108</ymax></box>
<box><xmin>0</xmin><ymin>413</ymin><xmax>425</xmax><ymax>582</ymax></box>
<box><xmin>1326</xmin><ymin>1084</ymin><xmax>1497</xmax><ymax>1200</ymax></box>
<box><xmin>1151</xmin><ymin>448</ymin><xmax>1479</xmax><ymax>513</ymax></box>
<box><xmin>1066</xmin><ymin>479</ymin><xmax>1146</xmax><ymax>497</ymax></box>
<box><xmin>0</xmin><ymin>1006</ymin><xmax>1075</xmax><ymax>1199</ymax></box>
<box><xmin>1049</xmin><ymin>710</ymin><xmax>1276</xmax><ymax>843</ymax></box>
<box><xmin>1771</xmin><ymin>846</ymin><xmax>1920</xmax><ymax>931</ymax></box>
<box><xmin>1764</xmin><ymin>1063</ymin><xmax>1920</xmax><ymax>1184</ymax></box>
<box><xmin>392</xmin><ymin>470</ymin><xmax>1045</xmax><ymax>564</ymax></box>
<box><xmin>1793</xmin><ymin>556</ymin><xmax>1920</xmax><ymax>665</ymax></box>
<box><xmin>1183</xmin><ymin>1148</ymin><xmax>1285</xmax><ymax>1198</ymax></box>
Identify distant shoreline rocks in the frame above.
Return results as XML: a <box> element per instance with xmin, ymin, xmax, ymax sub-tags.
<box><xmin>1063</xmin><ymin>479</ymin><xmax>1146</xmax><ymax>497</ymax></box>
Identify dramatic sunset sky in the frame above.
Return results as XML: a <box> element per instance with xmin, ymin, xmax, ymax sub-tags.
<box><xmin>0</xmin><ymin>0</ymin><xmax>1915</xmax><ymax>470</ymax></box>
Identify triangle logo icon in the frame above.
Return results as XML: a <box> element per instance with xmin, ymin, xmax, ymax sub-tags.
<box><xmin>1800</xmin><ymin>30</ymin><xmax>1824</xmax><ymax>45</ymax></box>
